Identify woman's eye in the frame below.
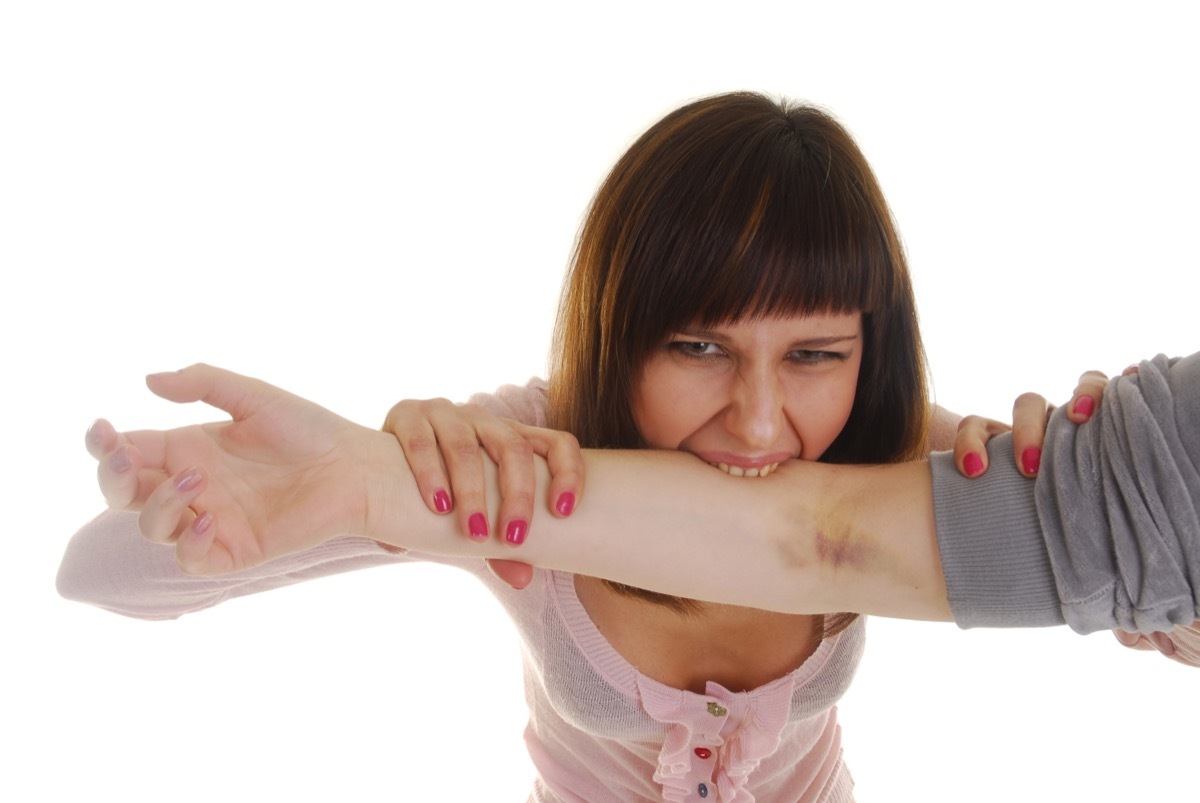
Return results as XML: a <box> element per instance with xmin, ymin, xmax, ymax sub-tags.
<box><xmin>788</xmin><ymin>350</ymin><xmax>845</xmax><ymax>365</ymax></box>
<box><xmin>669</xmin><ymin>341</ymin><xmax>723</xmax><ymax>358</ymax></box>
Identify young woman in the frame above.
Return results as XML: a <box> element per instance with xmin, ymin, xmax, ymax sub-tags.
<box><xmin>59</xmin><ymin>93</ymin><xmax>1196</xmax><ymax>801</ymax></box>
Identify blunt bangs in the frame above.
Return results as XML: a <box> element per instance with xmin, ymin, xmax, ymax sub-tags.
<box><xmin>611</xmin><ymin>98</ymin><xmax>903</xmax><ymax>374</ymax></box>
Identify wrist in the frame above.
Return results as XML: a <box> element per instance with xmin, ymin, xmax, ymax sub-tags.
<box><xmin>355</xmin><ymin>428</ymin><xmax>419</xmax><ymax>544</ymax></box>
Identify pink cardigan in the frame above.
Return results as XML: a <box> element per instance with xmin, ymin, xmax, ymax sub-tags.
<box><xmin>58</xmin><ymin>381</ymin><xmax>862</xmax><ymax>802</ymax></box>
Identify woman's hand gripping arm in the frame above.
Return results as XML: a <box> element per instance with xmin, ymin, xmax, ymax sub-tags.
<box><xmin>385</xmin><ymin>396</ymin><xmax>584</xmax><ymax>589</ymax></box>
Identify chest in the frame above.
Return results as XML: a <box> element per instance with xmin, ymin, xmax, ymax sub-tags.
<box><xmin>573</xmin><ymin>575</ymin><xmax>823</xmax><ymax>695</ymax></box>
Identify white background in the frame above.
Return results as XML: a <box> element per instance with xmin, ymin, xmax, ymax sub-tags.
<box><xmin>3</xmin><ymin>2</ymin><xmax>1197</xmax><ymax>800</ymax></box>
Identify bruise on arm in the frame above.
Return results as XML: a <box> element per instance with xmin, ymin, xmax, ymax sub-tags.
<box><xmin>769</xmin><ymin>465</ymin><xmax>886</xmax><ymax>613</ymax></box>
<box><xmin>769</xmin><ymin>461</ymin><xmax>950</xmax><ymax>619</ymax></box>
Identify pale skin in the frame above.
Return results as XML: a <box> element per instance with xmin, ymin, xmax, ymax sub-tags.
<box><xmin>90</xmin><ymin>355</ymin><xmax>1198</xmax><ymax>670</ymax></box>
<box><xmin>87</xmin><ymin>363</ymin><xmax>947</xmax><ymax>622</ymax></box>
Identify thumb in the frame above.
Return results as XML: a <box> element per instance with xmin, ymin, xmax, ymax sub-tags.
<box><xmin>146</xmin><ymin>363</ymin><xmax>280</xmax><ymax>421</ymax></box>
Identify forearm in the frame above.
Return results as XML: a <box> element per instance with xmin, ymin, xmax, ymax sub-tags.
<box><xmin>367</xmin><ymin>439</ymin><xmax>951</xmax><ymax>619</ymax></box>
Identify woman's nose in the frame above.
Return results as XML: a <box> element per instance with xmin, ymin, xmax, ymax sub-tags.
<box><xmin>725</xmin><ymin>369</ymin><xmax>786</xmax><ymax>449</ymax></box>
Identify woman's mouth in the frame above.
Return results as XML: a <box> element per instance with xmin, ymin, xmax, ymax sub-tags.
<box><xmin>706</xmin><ymin>461</ymin><xmax>781</xmax><ymax>477</ymax></box>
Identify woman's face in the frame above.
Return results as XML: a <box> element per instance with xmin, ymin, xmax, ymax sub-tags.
<box><xmin>631</xmin><ymin>312</ymin><xmax>863</xmax><ymax>474</ymax></box>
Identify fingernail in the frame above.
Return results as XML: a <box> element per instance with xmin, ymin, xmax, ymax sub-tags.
<box><xmin>192</xmin><ymin>511</ymin><xmax>213</xmax><ymax>535</ymax></box>
<box><xmin>1021</xmin><ymin>447</ymin><xmax>1041</xmax><ymax>476</ymax></box>
<box><xmin>505</xmin><ymin>519</ymin><xmax>528</xmax><ymax>546</ymax></box>
<box><xmin>1073</xmin><ymin>396</ymin><xmax>1095</xmax><ymax>419</ymax></box>
<box><xmin>108</xmin><ymin>449</ymin><xmax>131</xmax><ymax>474</ymax></box>
<box><xmin>555</xmin><ymin>492</ymin><xmax>576</xmax><ymax>516</ymax></box>
<box><xmin>963</xmin><ymin>452</ymin><xmax>984</xmax><ymax>478</ymax></box>
<box><xmin>175</xmin><ymin>467</ymin><xmax>202</xmax><ymax>492</ymax></box>
<box><xmin>468</xmin><ymin>512</ymin><xmax>488</xmax><ymax>540</ymax></box>
<box><xmin>433</xmin><ymin>489</ymin><xmax>451</xmax><ymax>514</ymax></box>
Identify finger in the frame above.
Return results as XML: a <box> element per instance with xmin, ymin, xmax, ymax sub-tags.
<box><xmin>138</xmin><ymin>466</ymin><xmax>205</xmax><ymax>544</ymax></box>
<box><xmin>1066</xmin><ymin>369</ymin><xmax>1108</xmax><ymax>424</ymax></box>
<box><xmin>1168</xmin><ymin>623</ymin><xmax>1200</xmax><ymax>667</ymax></box>
<box><xmin>386</xmin><ymin>401</ymin><xmax>454</xmax><ymax>517</ymax></box>
<box><xmin>96</xmin><ymin>443</ymin><xmax>143</xmax><ymax>509</ymax></box>
<box><xmin>512</xmin><ymin>423</ymin><xmax>583</xmax><ymax>517</ymax></box>
<box><xmin>486</xmin><ymin>558</ymin><xmax>534</xmax><ymax>590</ymax></box>
<box><xmin>428</xmin><ymin>405</ymin><xmax>492</xmax><ymax>542</ymax></box>
<box><xmin>175</xmin><ymin>509</ymin><xmax>225</xmax><ymax>576</ymax></box>
<box><xmin>86</xmin><ymin>418</ymin><xmax>120</xmax><ymax>460</ymax></box>
<box><xmin>953</xmin><ymin>415</ymin><xmax>1005</xmax><ymax>478</ymax></box>
<box><xmin>471</xmin><ymin>418</ymin><xmax>535</xmax><ymax>547</ymax></box>
<box><xmin>1112</xmin><ymin>629</ymin><xmax>1155</xmax><ymax>651</ymax></box>
<box><xmin>1011</xmin><ymin>393</ymin><xmax>1051</xmax><ymax>478</ymax></box>
<box><xmin>145</xmin><ymin>364</ymin><xmax>288</xmax><ymax>421</ymax></box>
<box><xmin>1145</xmin><ymin>631</ymin><xmax>1178</xmax><ymax>657</ymax></box>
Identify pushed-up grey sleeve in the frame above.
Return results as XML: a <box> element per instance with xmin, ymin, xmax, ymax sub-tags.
<box><xmin>931</xmin><ymin>437</ymin><xmax>1064</xmax><ymax>628</ymax></box>
<box><xmin>932</xmin><ymin>353</ymin><xmax>1200</xmax><ymax>633</ymax></box>
<box><xmin>1037</xmin><ymin>353</ymin><xmax>1200</xmax><ymax>633</ymax></box>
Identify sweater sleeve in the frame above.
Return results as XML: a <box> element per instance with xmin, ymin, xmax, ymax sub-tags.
<box><xmin>56</xmin><ymin>509</ymin><xmax>409</xmax><ymax>620</ymax></box>
<box><xmin>932</xmin><ymin>353</ymin><xmax>1200</xmax><ymax>633</ymax></box>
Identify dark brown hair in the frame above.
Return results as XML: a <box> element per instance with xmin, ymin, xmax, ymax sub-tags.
<box><xmin>548</xmin><ymin>92</ymin><xmax>929</xmax><ymax>631</ymax></box>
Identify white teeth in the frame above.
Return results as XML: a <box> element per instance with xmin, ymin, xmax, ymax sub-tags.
<box><xmin>709</xmin><ymin>461</ymin><xmax>779</xmax><ymax>477</ymax></box>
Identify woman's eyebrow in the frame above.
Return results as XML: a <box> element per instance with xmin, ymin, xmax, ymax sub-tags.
<box><xmin>790</xmin><ymin>334</ymin><xmax>860</xmax><ymax>348</ymax></box>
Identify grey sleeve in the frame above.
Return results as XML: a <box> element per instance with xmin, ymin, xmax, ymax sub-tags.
<box><xmin>931</xmin><ymin>353</ymin><xmax>1200</xmax><ymax>633</ymax></box>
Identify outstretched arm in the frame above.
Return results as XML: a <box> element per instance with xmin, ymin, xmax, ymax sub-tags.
<box><xmin>68</xmin><ymin>356</ymin><xmax>1199</xmax><ymax>643</ymax></box>
<box><xmin>70</xmin><ymin>364</ymin><xmax>948</xmax><ymax>618</ymax></box>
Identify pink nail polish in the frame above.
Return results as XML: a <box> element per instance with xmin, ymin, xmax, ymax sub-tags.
<box><xmin>192</xmin><ymin>511</ymin><xmax>213</xmax><ymax>535</ymax></box>
<box><xmin>468</xmin><ymin>513</ymin><xmax>488</xmax><ymax>540</ymax></box>
<box><xmin>1021</xmin><ymin>447</ymin><xmax>1041</xmax><ymax>476</ymax></box>
<box><xmin>108</xmin><ymin>449</ymin><xmax>131</xmax><ymax>474</ymax></box>
<box><xmin>506</xmin><ymin>519</ymin><xmax>528</xmax><ymax>546</ymax></box>
<box><xmin>175</xmin><ymin>468</ymin><xmax>202</xmax><ymax>492</ymax></box>
<box><xmin>963</xmin><ymin>452</ymin><xmax>984</xmax><ymax>478</ymax></box>
<box><xmin>555</xmin><ymin>492</ymin><xmax>576</xmax><ymax>516</ymax></box>
<box><xmin>1073</xmin><ymin>396</ymin><xmax>1095</xmax><ymax>418</ymax></box>
<box><xmin>433</xmin><ymin>489</ymin><xmax>451</xmax><ymax>513</ymax></box>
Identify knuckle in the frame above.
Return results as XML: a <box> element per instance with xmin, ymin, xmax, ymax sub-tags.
<box><xmin>450</xmin><ymin>440</ymin><xmax>481</xmax><ymax>462</ymax></box>
<box><xmin>552</xmin><ymin>469</ymin><xmax>583</xmax><ymax>487</ymax></box>
<box><xmin>955</xmin><ymin>415</ymin><xmax>985</xmax><ymax>437</ymax></box>
<box><xmin>1013</xmin><ymin>392</ymin><xmax>1046</xmax><ymax>409</ymax></box>
<box><xmin>383</xmin><ymin>401</ymin><xmax>416</xmax><ymax>430</ymax></box>
<box><xmin>388</xmin><ymin>399</ymin><xmax>417</xmax><ymax>415</ymax></box>
<box><xmin>503</xmin><ymin>439</ymin><xmax>535</xmax><ymax>461</ymax></box>
<box><xmin>505</xmin><ymin>490</ymin><xmax>536</xmax><ymax>510</ymax></box>
<box><xmin>405</xmin><ymin>434</ymin><xmax>438</xmax><ymax>455</ymax></box>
